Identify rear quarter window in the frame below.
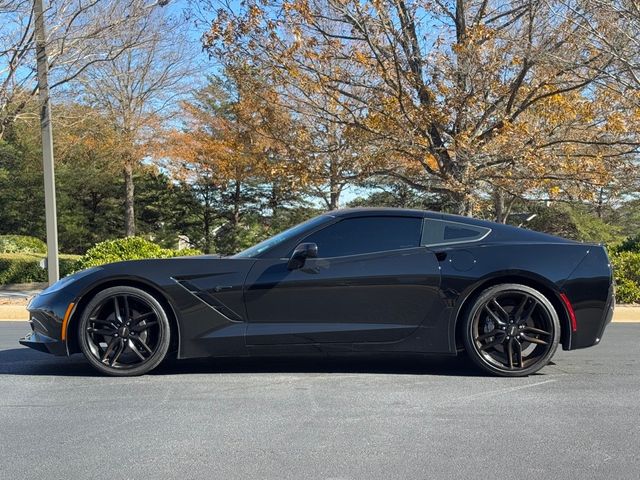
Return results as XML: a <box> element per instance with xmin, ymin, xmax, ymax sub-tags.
<box><xmin>421</xmin><ymin>219</ymin><xmax>491</xmax><ymax>247</ymax></box>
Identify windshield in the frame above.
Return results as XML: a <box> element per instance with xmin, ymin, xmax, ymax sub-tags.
<box><xmin>233</xmin><ymin>215</ymin><xmax>331</xmax><ymax>258</ymax></box>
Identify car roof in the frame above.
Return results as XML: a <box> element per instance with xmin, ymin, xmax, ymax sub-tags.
<box><xmin>327</xmin><ymin>207</ymin><xmax>576</xmax><ymax>244</ymax></box>
<box><xmin>328</xmin><ymin>207</ymin><xmax>432</xmax><ymax>218</ymax></box>
<box><xmin>328</xmin><ymin>207</ymin><xmax>496</xmax><ymax>225</ymax></box>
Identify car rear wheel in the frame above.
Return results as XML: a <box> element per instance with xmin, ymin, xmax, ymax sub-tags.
<box><xmin>462</xmin><ymin>284</ymin><xmax>560</xmax><ymax>377</ymax></box>
<box><xmin>78</xmin><ymin>286</ymin><xmax>170</xmax><ymax>376</ymax></box>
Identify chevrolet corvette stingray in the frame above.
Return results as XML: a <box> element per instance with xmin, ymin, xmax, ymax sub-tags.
<box><xmin>20</xmin><ymin>208</ymin><xmax>614</xmax><ymax>376</ymax></box>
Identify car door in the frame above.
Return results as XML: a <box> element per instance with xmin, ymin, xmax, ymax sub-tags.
<box><xmin>244</xmin><ymin>216</ymin><xmax>442</xmax><ymax>345</ymax></box>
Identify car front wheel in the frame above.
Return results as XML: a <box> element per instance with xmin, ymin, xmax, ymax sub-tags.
<box><xmin>77</xmin><ymin>286</ymin><xmax>171</xmax><ymax>376</ymax></box>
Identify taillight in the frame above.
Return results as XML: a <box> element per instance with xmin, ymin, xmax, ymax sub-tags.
<box><xmin>559</xmin><ymin>293</ymin><xmax>577</xmax><ymax>332</ymax></box>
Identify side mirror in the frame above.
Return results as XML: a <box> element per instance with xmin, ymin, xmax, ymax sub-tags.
<box><xmin>287</xmin><ymin>242</ymin><xmax>318</xmax><ymax>270</ymax></box>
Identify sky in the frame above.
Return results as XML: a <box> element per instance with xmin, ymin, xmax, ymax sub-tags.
<box><xmin>163</xmin><ymin>0</ymin><xmax>366</xmax><ymax>206</ymax></box>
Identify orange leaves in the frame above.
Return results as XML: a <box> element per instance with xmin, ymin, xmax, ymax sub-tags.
<box><xmin>51</xmin><ymin>104</ymin><xmax>125</xmax><ymax>174</ymax></box>
<box><xmin>605</xmin><ymin>112</ymin><xmax>628</xmax><ymax>134</ymax></box>
<box><xmin>352</xmin><ymin>50</ymin><xmax>370</xmax><ymax>67</ymax></box>
<box><xmin>424</xmin><ymin>154</ymin><xmax>439</xmax><ymax>172</ymax></box>
<box><xmin>284</xmin><ymin>0</ymin><xmax>311</xmax><ymax>21</ymax></box>
<box><xmin>202</xmin><ymin>0</ymin><xmax>639</xmax><ymax>209</ymax></box>
<box><xmin>159</xmin><ymin>73</ymin><xmax>311</xmax><ymax>194</ymax></box>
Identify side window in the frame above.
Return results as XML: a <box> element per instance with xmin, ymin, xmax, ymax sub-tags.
<box><xmin>303</xmin><ymin>216</ymin><xmax>422</xmax><ymax>258</ymax></box>
<box><xmin>421</xmin><ymin>219</ymin><xmax>491</xmax><ymax>247</ymax></box>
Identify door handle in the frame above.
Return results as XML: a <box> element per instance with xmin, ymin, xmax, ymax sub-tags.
<box><xmin>213</xmin><ymin>285</ymin><xmax>234</xmax><ymax>292</ymax></box>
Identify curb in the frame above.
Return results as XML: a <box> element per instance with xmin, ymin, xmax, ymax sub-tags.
<box><xmin>612</xmin><ymin>305</ymin><xmax>640</xmax><ymax>323</ymax></box>
<box><xmin>0</xmin><ymin>305</ymin><xmax>30</xmax><ymax>320</ymax></box>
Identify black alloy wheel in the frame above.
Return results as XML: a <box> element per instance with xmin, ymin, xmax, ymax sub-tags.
<box><xmin>462</xmin><ymin>283</ymin><xmax>560</xmax><ymax>377</ymax></box>
<box><xmin>78</xmin><ymin>286</ymin><xmax>171</xmax><ymax>376</ymax></box>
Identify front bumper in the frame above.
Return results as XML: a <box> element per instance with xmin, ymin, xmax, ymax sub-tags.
<box><xmin>17</xmin><ymin>267</ymin><xmax>107</xmax><ymax>356</ymax></box>
<box><xmin>19</xmin><ymin>293</ymin><xmax>75</xmax><ymax>356</ymax></box>
<box><xmin>19</xmin><ymin>330</ymin><xmax>67</xmax><ymax>356</ymax></box>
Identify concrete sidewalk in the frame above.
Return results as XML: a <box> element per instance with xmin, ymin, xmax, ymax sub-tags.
<box><xmin>0</xmin><ymin>283</ymin><xmax>46</xmax><ymax>301</ymax></box>
<box><xmin>611</xmin><ymin>305</ymin><xmax>640</xmax><ymax>322</ymax></box>
<box><xmin>0</xmin><ymin>305</ymin><xmax>31</xmax><ymax>320</ymax></box>
<box><xmin>0</xmin><ymin>284</ymin><xmax>41</xmax><ymax>320</ymax></box>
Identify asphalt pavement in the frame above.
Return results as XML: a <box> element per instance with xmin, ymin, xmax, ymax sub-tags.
<box><xmin>0</xmin><ymin>321</ymin><xmax>639</xmax><ymax>480</ymax></box>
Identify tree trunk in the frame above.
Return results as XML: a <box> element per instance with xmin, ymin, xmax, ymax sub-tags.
<box><xmin>596</xmin><ymin>188</ymin><xmax>604</xmax><ymax>219</ymax></box>
<box><xmin>452</xmin><ymin>190</ymin><xmax>474</xmax><ymax>216</ymax></box>
<box><xmin>269</xmin><ymin>183</ymin><xmax>280</xmax><ymax>213</ymax></box>
<box><xmin>124</xmin><ymin>161</ymin><xmax>135</xmax><ymax>237</ymax></box>
<box><xmin>203</xmin><ymin>204</ymin><xmax>211</xmax><ymax>254</ymax></box>
<box><xmin>329</xmin><ymin>189</ymin><xmax>340</xmax><ymax>210</ymax></box>
<box><xmin>232</xmin><ymin>178</ymin><xmax>241</xmax><ymax>226</ymax></box>
<box><xmin>461</xmin><ymin>199</ymin><xmax>474</xmax><ymax>216</ymax></box>
<box><xmin>328</xmin><ymin>156</ymin><xmax>340</xmax><ymax>210</ymax></box>
<box><xmin>493</xmin><ymin>188</ymin><xmax>505</xmax><ymax>223</ymax></box>
<box><xmin>202</xmin><ymin>180</ymin><xmax>214</xmax><ymax>254</ymax></box>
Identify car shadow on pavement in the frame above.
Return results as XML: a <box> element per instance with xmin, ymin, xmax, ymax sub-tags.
<box><xmin>0</xmin><ymin>347</ymin><xmax>96</xmax><ymax>376</ymax></box>
<box><xmin>154</xmin><ymin>354</ymin><xmax>484</xmax><ymax>377</ymax></box>
<box><xmin>0</xmin><ymin>346</ymin><xmax>484</xmax><ymax>377</ymax></box>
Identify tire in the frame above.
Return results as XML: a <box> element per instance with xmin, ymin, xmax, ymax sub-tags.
<box><xmin>462</xmin><ymin>283</ymin><xmax>560</xmax><ymax>377</ymax></box>
<box><xmin>78</xmin><ymin>286</ymin><xmax>171</xmax><ymax>376</ymax></box>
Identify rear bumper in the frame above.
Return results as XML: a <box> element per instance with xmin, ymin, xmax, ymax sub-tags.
<box><xmin>561</xmin><ymin>245</ymin><xmax>614</xmax><ymax>350</ymax></box>
<box><xmin>567</xmin><ymin>285</ymin><xmax>614</xmax><ymax>350</ymax></box>
<box><xmin>597</xmin><ymin>291</ymin><xmax>615</xmax><ymax>342</ymax></box>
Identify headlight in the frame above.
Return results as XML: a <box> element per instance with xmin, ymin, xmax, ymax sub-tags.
<box><xmin>40</xmin><ymin>267</ymin><xmax>102</xmax><ymax>295</ymax></box>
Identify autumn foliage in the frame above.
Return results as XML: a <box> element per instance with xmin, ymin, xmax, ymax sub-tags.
<box><xmin>202</xmin><ymin>0</ymin><xmax>639</xmax><ymax>216</ymax></box>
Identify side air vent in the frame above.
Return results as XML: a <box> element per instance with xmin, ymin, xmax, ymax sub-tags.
<box><xmin>173</xmin><ymin>279</ymin><xmax>244</xmax><ymax>322</ymax></box>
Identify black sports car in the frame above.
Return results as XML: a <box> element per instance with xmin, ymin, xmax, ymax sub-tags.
<box><xmin>20</xmin><ymin>208</ymin><xmax>614</xmax><ymax>377</ymax></box>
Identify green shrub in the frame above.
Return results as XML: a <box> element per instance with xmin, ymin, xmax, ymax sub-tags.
<box><xmin>616</xmin><ymin>234</ymin><xmax>640</xmax><ymax>254</ymax></box>
<box><xmin>524</xmin><ymin>204</ymin><xmax>624</xmax><ymax>244</ymax></box>
<box><xmin>0</xmin><ymin>254</ymin><xmax>79</xmax><ymax>285</ymax></box>
<box><xmin>75</xmin><ymin>237</ymin><xmax>201</xmax><ymax>270</ymax></box>
<box><xmin>0</xmin><ymin>235</ymin><xmax>47</xmax><ymax>255</ymax></box>
<box><xmin>171</xmin><ymin>248</ymin><xmax>202</xmax><ymax>257</ymax></box>
<box><xmin>610</xmin><ymin>251</ymin><xmax>640</xmax><ymax>304</ymax></box>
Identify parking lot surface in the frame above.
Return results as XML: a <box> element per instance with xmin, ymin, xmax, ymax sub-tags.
<box><xmin>1</xmin><ymin>321</ymin><xmax>639</xmax><ymax>479</ymax></box>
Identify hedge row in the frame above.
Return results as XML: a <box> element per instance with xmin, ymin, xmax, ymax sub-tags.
<box><xmin>610</xmin><ymin>252</ymin><xmax>640</xmax><ymax>304</ymax></box>
<box><xmin>608</xmin><ymin>234</ymin><xmax>640</xmax><ymax>304</ymax></box>
<box><xmin>74</xmin><ymin>237</ymin><xmax>201</xmax><ymax>270</ymax></box>
<box><xmin>0</xmin><ymin>237</ymin><xmax>201</xmax><ymax>285</ymax></box>
<box><xmin>0</xmin><ymin>254</ymin><xmax>79</xmax><ymax>285</ymax></box>
<box><xmin>0</xmin><ymin>235</ymin><xmax>47</xmax><ymax>255</ymax></box>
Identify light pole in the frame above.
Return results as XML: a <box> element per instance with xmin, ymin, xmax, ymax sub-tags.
<box><xmin>32</xmin><ymin>0</ymin><xmax>171</xmax><ymax>285</ymax></box>
<box><xmin>34</xmin><ymin>0</ymin><xmax>59</xmax><ymax>285</ymax></box>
